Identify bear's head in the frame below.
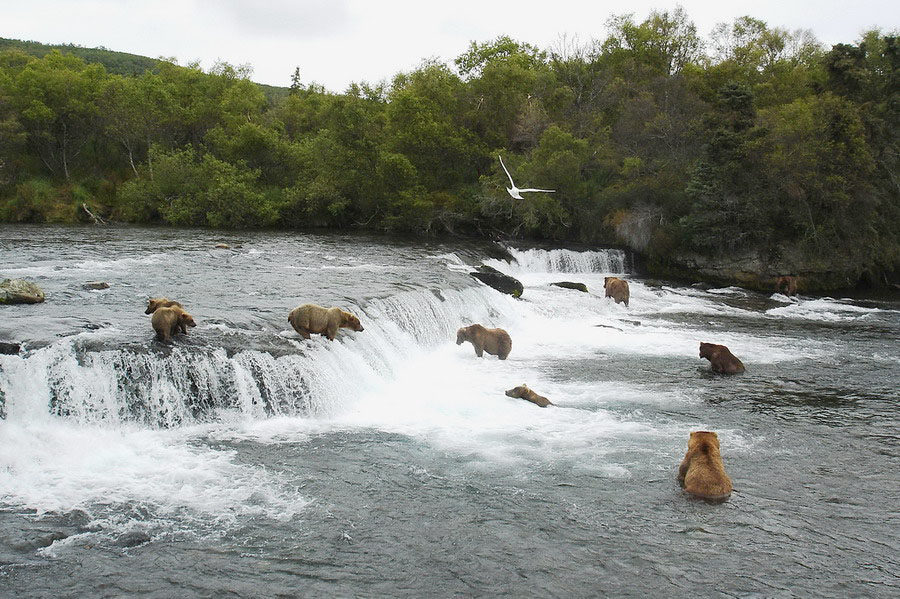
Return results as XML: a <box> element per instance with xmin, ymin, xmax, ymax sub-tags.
<box><xmin>604</xmin><ymin>277</ymin><xmax>613</xmax><ymax>288</ymax></box>
<box><xmin>180</xmin><ymin>311</ymin><xmax>197</xmax><ymax>328</ymax></box>
<box><xmin>505</xmin><ymin>384</ymin><xmax>529</xmax><ymax>398</ymax></box>
<box><xmin>146</xmin><ymin>298</ymin><xmax>166</xmax><ymax>314</ymax></box>
<box><xmin>699</xmin><ymin>342</ymin><xmax>718</xmax><ymax>359</ymax></box>
<box><xmin>688</xmin><ymin>430</ymin><xmax>720</xmax><ymax>451</ymax></box>
<box><xmin>456</xmin><ymin>326</ymin><xmax>471</xmax><ymax>345</ymax></box>
<box><xmin>343</xmin><ymin>312</ymin><xmax>364</xmax><ymax>332</ymax></box>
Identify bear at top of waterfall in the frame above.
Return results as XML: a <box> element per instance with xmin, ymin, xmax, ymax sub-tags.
<box><xmin>699</xmin><ymin>342</ymin><xmax>745</xmax><ymax>374</ymax></box>
<box><xmin>604</xmin><ymin>277</ymin><xmax>630</xmax><ymax>307</ymax></box>
<box><xmin>288</xmin><ymin>303</ymin><xmax>364</xmax><ymax>341</ymax></box>
<box><xmin>151</xmin><ymin>306</ymin><xmax>196</xmax><ymax>343</ymax></box>
<box><xmin>775</xmin><ymin>275</ymin><xmax>799</xmax><ymax>296</ymax></box>
<box><xmin>677</xmin><ymin>431</ymin><xmax>733</xmax><ymax>501</ymax></box>
<box><xmin>145</xmin><ymin>297</ymin><xmax>183</xmax><ymax>314</ymax></box>
<box><xmin>456</xmin><ymin>324</ymin><xmax>512</xmax><ymax>360</ymax></box>
<box><xmin>146</xmin><ymin>297</ymin><xmax>189</xmax><ymax>334</ymax></box>
<box><xmin>505</xmin><ymin>384</ymin><xmax>553</xmax><ymax>407</ymax></box>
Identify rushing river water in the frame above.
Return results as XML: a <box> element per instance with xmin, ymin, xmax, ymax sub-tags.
<box><xmin>1</xmin><ymin>225</ymin><xmax>898</xmax><ymax>598</ymax></box>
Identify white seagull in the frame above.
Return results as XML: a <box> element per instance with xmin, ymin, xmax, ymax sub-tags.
<box><xmin>498</xmin><ymin>155</ymin><xmax>555</xmax><ymax>200</ymax></box>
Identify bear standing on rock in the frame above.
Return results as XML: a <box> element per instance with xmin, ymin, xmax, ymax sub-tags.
<box><xmin>678</xmin><ymin>431</ymin><xmax>733</xmax><ymax>501</ymax></box>
<box><xmin>288</xmin><ymin>304</ymin><xmax>364</xmax><ymax>341</ymax></box>
<box><xmin>152</xmin><ymin>306</ymin><xmax>196</xmax><ymax>343</ymax></box>
<box><xmin>456</xmin><ymin>324</ymin><xmax>511</xmax><ymax>360</ymax></box>
<box><xmin>699</xmin><ymin>342</ymin><xmax>745</xmax><ymax>374</ymax></box>
<box><xmin>604</xmin><ymin>277</ymin><xmax>630</xmax><ymax>307</ymax></box>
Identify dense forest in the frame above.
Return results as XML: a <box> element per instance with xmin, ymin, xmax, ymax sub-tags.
<box><xmin>0</xmin><ymin>10</ymin><xmax>897</xmax><ymax>288</ymax></box>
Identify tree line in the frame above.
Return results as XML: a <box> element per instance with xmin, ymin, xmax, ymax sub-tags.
<box><xmin>0</xmin><ymin>10</ymin><xmax>897</xmax><ymax>282</ymax></box>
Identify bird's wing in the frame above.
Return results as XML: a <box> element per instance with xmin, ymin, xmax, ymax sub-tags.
<box><xmin>519</xmin><ymin>188</ymin><xmax>556</xmax><ymax>193</ymax></box>
<box><xmin>498</xmin><ymin>155</ymin><xmax>516</xmax><ymax>187</ymax></box>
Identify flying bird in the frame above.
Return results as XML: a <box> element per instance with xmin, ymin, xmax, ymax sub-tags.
<box><xmin>498</xmin><ymin>155</ymin><xmax>555</xmax><ymax>200</ymax></box>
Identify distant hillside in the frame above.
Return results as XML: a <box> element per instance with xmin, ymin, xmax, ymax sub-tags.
<box><xmin>0</xmin><ymin>37</ymin><xmax>290</xmax><ymax>101</ymax></box>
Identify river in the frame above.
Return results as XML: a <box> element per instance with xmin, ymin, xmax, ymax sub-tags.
<box><xmin>1</xmin><ymin>225</ymin><xmax>898</xmax><ymax>598</ymax></box>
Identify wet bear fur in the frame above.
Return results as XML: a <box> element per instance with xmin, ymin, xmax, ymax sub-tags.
<box><xmin>678</xmin><ymin>431</ymin><xmax>733</xmax><ymax>501</ymax></box>
<box><xmin>775</xmin><ymin>275</ymin><xmax>798</xmax><ymax>296</ymax></box>
<box><xmin>151</xmin><ymin>306</ymin><xmax>196</xmax><ymax>343</ymax></box>
<box><xmin>505</xmin><ymin>384</ymin><xmax>553</xmax><ymax>407</ymax></box>
<box><xmin>604</xmin><ymin>277</ymin><xmax>630</xmax><ymax>307</ymax></box>
<box><xmin>288</xmin><ymin>303</ymin><xmax>364</xmax><ymax>341</ymax></box>
<box><xmin>456</xmin><ymin>324</ymin><xmax>512</xmax><ymax>360</ymax></box>
<box><xmin>146</xmin><ymin>297</ymin><xmax>188</xmax><ymax>334</ymax></box>
<box><xmin>699</xmin><ymin>342</ymin><xmax>745</xmax><ymax>374</ymax></box>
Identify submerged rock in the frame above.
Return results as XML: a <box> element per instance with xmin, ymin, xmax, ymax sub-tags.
<box><xmin>552</xmin><ymin>281</ymin><xmax>588</xmax><ymax>293</ymax></box>
<box><xmin>0</xmin><ymin>279</ymin><xmax>45</xmax><ymax>304</ymax></box>
<box><xmin>83</xmin><ymin>281</ymin><xmax>110</xmax><ymax>290</ymax></box>
<box><xmin>115</xmin><ymin>530</ymin><xmax>152</xmax><ymax>548</ymax></box>
<box><xmin>470</xmin><ymin>265</ymin><xmax>523</xmax><ymax>298</ymax></box>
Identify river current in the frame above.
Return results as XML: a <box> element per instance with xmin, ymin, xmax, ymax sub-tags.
<box><xmin>1</xmin><ymin>225</ymin><xmax>898</xmax><ymax>598</ymax></box>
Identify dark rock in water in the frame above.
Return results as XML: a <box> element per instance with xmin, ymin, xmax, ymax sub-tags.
<box><xmin>552</xmin><ymin>281</ymin><xmax>588</xmax><ymax>293</ymax></box>
<box><xmin>0</xmin><ymin>342</ymin><xmax>20</xmax><ymax>354</ymax></box>
<box><xmin>471</xmin><ymin>265</ymin><xmax>523</xmax><ymax>298</ymax></box>
<box><xmin>83</xmin><ymin>281</ymin><xmax>110</xmax><ymax>290</ymax></box>
<box><xmin>484</xmin><ymin>243</ymin><xmax>514</xmax><ymax>263</ymax></box>
<box><xmin>116</xmin><ymin>530</ymin><xmax>151</xmax><ymax>548</ymax></box>
<box><xmin>0</xmin><ymin>279</ymin><xmax>45</xmax><ymax>304</ymax></box>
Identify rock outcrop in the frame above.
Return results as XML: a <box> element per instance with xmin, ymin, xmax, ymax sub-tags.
<box><xmin>470</xmin><ymin>265</ymin><xmax>524</xmax><ymax>298</ymax></box>
<box><xmin>0</xmin><ymin>279</ymin><xmax>45</xmax><ymax>304</ymax></box>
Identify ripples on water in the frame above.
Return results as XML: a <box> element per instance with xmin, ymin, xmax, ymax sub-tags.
<box><xmin>1</xmin><ymin>225</ymin><xmax>898</xmax><ymax>598</ymax></box>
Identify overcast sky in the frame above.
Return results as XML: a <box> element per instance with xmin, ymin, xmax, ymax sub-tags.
<box><xmin>3</xmin><ymin>1</ymin><xmax>898</xmax><ymax>91</ymax></box>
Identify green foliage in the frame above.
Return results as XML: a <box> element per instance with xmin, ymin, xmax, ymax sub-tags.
<box><xmin>0</xmin><ymin>22</ymin><xmax>897</xmax><ymax>283</ymax></box>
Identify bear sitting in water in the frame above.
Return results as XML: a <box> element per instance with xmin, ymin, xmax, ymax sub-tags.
<box><xmin>151</xmin><ymin>306</ymin><xmax>196</xmax><ymax>343</ymax></box>
<box><xmin>678</xmin><ymin>431</ymin><xmax>733</xmax><ymax>501</ymax></box>
<box><xmin>146</xmin><ymin>297</ymin><xmax>189</xmax><ymax>334</ymax></box>
<box><xmin>456</xmin><ymin>324</ymin><xmax>511</xmax><ymax>360</ymax></box>
<box><xmin>775</xmin><ymin>275</ymin><xmax>798</xmax><ymax>296</ymax></box>
<box><xmin>505</xmin><ymin>384</ymin><xmax>553</xmax><ymax>407</ymax></box>
<box><xmin>699</xmin><ymin>342</ymin><xmax>745</xmax><ymax>374</ymax></box>
<box><xmin>604</xmin><ymin>277</ymin><xmax>630</xmax><ymax>307</ymax></box>
<box><xmin>288</xmin><ymin>304</ymin><xmax>364</xmax><ymax>341</ymax></box>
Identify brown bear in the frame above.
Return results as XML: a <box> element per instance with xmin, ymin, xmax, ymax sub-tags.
<box><xmin>505</xmin><ymin>384</ymin><xmax>553</xmax><ymax>407</ymax></box>
<box><xmin>151</xmin><ymin>306</ymin><xmax>196</xmax><ymax>343</ymax></box>
<box><xmin>678</xmin><ymin>431</ymin><xmax>733</xmax><ymax>501</ymax></box>
<box><xmin>288</xmin><ymin>304</ymin><xmax>364</xmax><ymax>341</ymax></box>
<box><xmin>146</xmin><ymin>298</ymin><xmax>189</xmax><ymax>334</ymax></box>
<box><xmin>699</xmin><ymin>342</ymin><xmax>745</xmax><ymax>374</ymax></box>
<box><xmin>456</xmin><ymin>324</ymin><xmax>512</xmax><ymax>360</ymax></box>
<box><xmin>775</xmin><ymin>275</ymin><xmax>798</xmax><ymax>296</ymax></box>
<box><xmin>604</xmin><ymin>277</ymin><xmax>630</xmax><ymax>307</ymax></box>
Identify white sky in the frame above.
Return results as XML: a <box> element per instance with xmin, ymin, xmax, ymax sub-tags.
<box><xmin>2</xmin><ymin>1</ymin><xmax>898</xmax><ymax>92</ymax></box>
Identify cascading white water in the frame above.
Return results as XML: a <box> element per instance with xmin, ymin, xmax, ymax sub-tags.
<box><xmin>493</xmin><ymin>247</ymin><xmax>628</xmax><ymax>274</ymax></box>
<box><xmin>0</xmin><ymin>286</ymin><xmax>519</xmax><ymax>427</ymax></box>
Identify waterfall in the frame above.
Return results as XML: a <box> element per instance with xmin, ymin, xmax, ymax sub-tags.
<box><xmin>491</xmin><ymin>247</ymin><xmax>628</xmax><ymax>274</ymax></box>
<box><xmin>0</xmin><ymin>286</ymin><xmax>519</xmax><ymax>427</ymax></box>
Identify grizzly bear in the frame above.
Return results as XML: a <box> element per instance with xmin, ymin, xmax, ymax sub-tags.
<box><xmin>288</xmin><ymin>304</ymin><xmax>364</xmax><ymax>341</ymax></box>
<box><xmin>456</xmin><ymin>324</ymin><xmax>512</xmax><ymax>360</ymax></box>
<box><xmin>151</xmin><ymin>306</ymin><xmax>196</xmax><ymax>343</ymax></box>
<box><xmin>678</xmin><ymin>431</ymin><xmax>733</xmax><ymax>501</ymax></box>
<box><xmin>699</xmin><ymin>342</ymin><xmax>745</xmax><ymax>374</ymax></box>
<box><xmin>775</xmin><ymin>275</ymin><xmax>798</xmax><ymax>296</ymax></box>
<box><xmin>505</xmin><ymin>384</ymin><xmax>553</xmax><ymax>407</ymax></box>
<box><xmin>146</xmin><ymin>298</ymin><xmax>189</xmax><ymax>334</ymax></box>
<box><xmin>604</xmin><ymin>277</ymin><xmax>630</xmax><ymax>307</ymax></box>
